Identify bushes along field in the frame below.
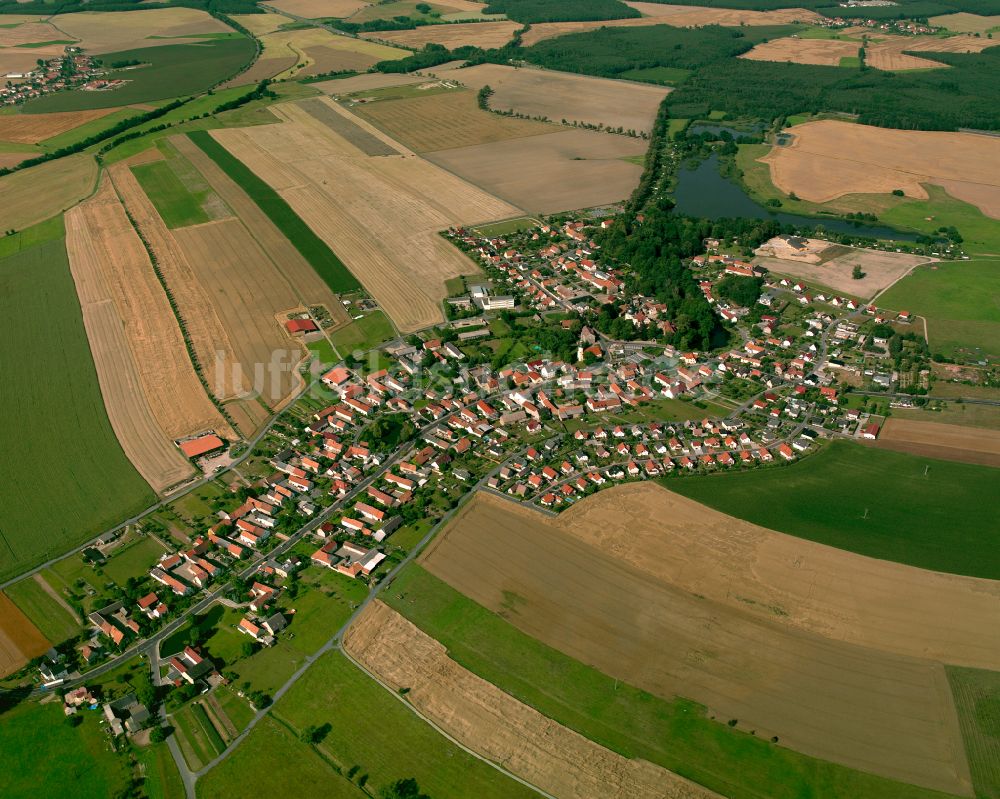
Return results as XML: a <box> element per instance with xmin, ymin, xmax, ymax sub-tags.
<box><xmin>0</xmin><ymin>223</ymin><xmax>154</xmax><ymax>582</ymax></box>
<box><xmin>187</xmin><ymin>130</ymin><xmax>360</xmax><ymax>293</ymax></box>
<box><xmin>669</xmin><ymin>439</ymin><xmax>1000</xmax><ymax>579</ymax></box>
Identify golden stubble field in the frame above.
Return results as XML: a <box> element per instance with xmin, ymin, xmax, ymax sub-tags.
<box><xmin>930</xmin><ymin>11</ymin><xmax>1000</xmax><ymax>32</ymax></box>
<box><xmin>430</xmin><ymin>62</ymin><xmax>669</xmax><ymax>134</ymax></box>
<box><xmin>875</xmin><ymin>418</ymin><xmax>1000</xmax><ymax>467</ymax></box>
<box><xmin>520</xmin><ymin>3</ymin><xmax>822</xmax><ymax>46</ymax></box>
<box><xmin>247</xmin><ymin>24</ymin><xmax>404</xmax><ymax>79</ymax></box>
<box><xmin>0</xmin><ymin>154</ymin><xmax>97</xmax><ymax>235</ymax></box>
<box><xmin>762</xmin><ymin>120</ymin><xmax>1000</xmax><ymax>219</ymax></box>
<box><xmin>210</xmin><ymin>97</ymin><xmax>520</xmax><ymax>331</ymax></box>
<box><xmin>65</xmin><ymin>177</ymin><xmax>233</xmax><ymax>490</ymax></box>
<box><xmin>49</xmin><ymin>7</ymin><xmax>233</xmax><ymax>54</ymax></box>
<box><xmin>0</xmin><ymin>108</ymin><xmax>121</xmax><ymax>145</ymax></box>
<box><xmin>418</xmin><ymin>488</ymin><xmax>986</xmax><ymax>795</ymax></box>
<box><xmin>345</xmin><ymin>601</ymin><xmax>721</xmax><ymax>799</ymax></box>
<box><xmin>362</xmin><ymin>20</ymin><xmax>521</xmax><ymax>49</ymax></box>
<box><xmin>0</xmin><ymin>592</ymin><xmax>50</xmax><ymax>679</ymax></box>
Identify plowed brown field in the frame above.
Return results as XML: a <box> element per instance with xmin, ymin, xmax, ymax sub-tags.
<box><xmin>875</xmin><ymin>418</ymin><xmax>1000</xmax><ymax>467</ymax></box>
<box><xmin>762</xmin><ymin>120</ymin><xmax>1000</xmax><ymax>219</ymax></box>
<box><xmin>0</xmin><ymin>108</ymin><xmax>119</xmax><ymax>144</ymax></box>
<box><xmin>211</xmin><ymin>98</ymin><xmax>519</xmax><ymax>331</ymax></box>
<box><xmin>0</xmin><ymin>592</ymin><xmax>50</xmax><ymax>678</ymax></box>
<box><xmin>419</xmin><ymin>490</ymin><xmax>976</xmax><ymax>794</ymax></box>
<box><xmin>345</xmin><ymin>601</ymin><xmax>721</xmax><ymax>799</ymax></box>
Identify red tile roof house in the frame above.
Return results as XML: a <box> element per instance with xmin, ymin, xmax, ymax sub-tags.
<box><xmin>178</xmin><ymin>433</ymin><xmax>226</xmax><ymax>460</ymax></box>
<box><xmin>285</xmin><ymin>318</ymin><xmax>318</xmax><ymax>335</ymax></box>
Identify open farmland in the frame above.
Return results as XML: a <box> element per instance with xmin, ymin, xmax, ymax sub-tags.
<box><xmin>0</xmin><ymin>154</ymin><xmax>96</xmax><ymax>235</ymax></box>
<box><xmin>0</xmin><ymin>592</ymin><xmax>49</xmax><ymax>678</ymax></box>
<box><xmin>519</xmin><ymin>3</ymin><xmax>821</xmax><ymax>46</ymax></box>
<box><xmin>130</xmin><ymin>142</ymin><xmax>230</xmax><ymax>228</ymax></box>
<box><xmin>761</xmin><ymin>120</ymin><xmax>1000</xmax><ymax>219</ymax></box>
<box><xmin>65</xmin><ymin>177</ymin><xmax>232</xmax><ymax>490</ymax></box>
<box><xmin>427</xmin><ymin>128</ymin><xmax>647</xmax><ymax>213</ymax></box>
<box><xmin>948</xmin><ymin>666</ymin><xmax>1000</xmax><ymax>798</ymax></box>
<box><xmin>252</xmin><ymin>25</ymin><xmax>404</xmax><ymax>79</ymax></box>
<box><xmin>361</xmin><ymin>20</ymin><xmax>520</xmax><ymax>49</ymax></box>
<box><xmin>0</xmin><ymin>108</ymin><xmax>121</xmax><ymax>145</ymax></box>
<box><xmin>315</xmin><ymin>71</ymin><xmax>427</xmax><ymax>94</ymax></box>
<box><xmin>753</xmin><ymin>244</ymin><xmax>931</xmax><ymax>300</ymax></box>
<box><xmin>431</xmin><ymin>62</ymin><xmax>669</xmax><ymax>134</ymax></box>
<box><xmin>0</xmin><ymin>229</ymin><xmax>154</xmax><ymax>582</ymax></box>
<box><xmin>345</xmin><ymin>602</ymin><xmax>720</xmax><ymax>799</ymax></box>
<box><xmin>671</xmin><ymin>440</ymin><xmax>1000</xmax><ymax>580</ymax></box>
<box><xmin>875</xmin><ymin>418</ymin><xmax>1000</xmax><ymax>467</ymax></box>
<box><xmin>264</xmin><ymin>0</ymin><xmax>369</xmax><ymax>16</ymax></box>
<box><xmin>348</xmin><ymin>88</ymin><xmax>556</xmax><ymax>152</ymax></box>
<box><xmin>740</xmin><ymin>36</ymin><xmax>859</xmax><ymax>67</ymax></box>
<box><xmin>49</xmin><ymin>7</ymin><xmax>234</xmax><ymax>54</ymax></box>
<box><xmin>208</xmin><ymin>98</ymin><xmax>519</xmax><ymax>332</ymax></box>
<box><xmin>420</xmin><ymin>491</ymin><xmax>973</xmax><ymax>795</ymax></box>
<box><xmin>930</xmin><ymin>12</ymin><xmax>1000</xmax><ymax>33</ymax></box>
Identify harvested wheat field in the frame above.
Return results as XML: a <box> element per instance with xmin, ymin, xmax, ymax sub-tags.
<box><xmin>228</xmin><ymin>12</ymin><xmax>291</xmax><ymax>36</ymax></box>
<box><xmin>316</xmin><ymin>71</ymin><xmax>427</xmax><ymax>94</ymax></box>
<box><xmin>345</xmin><ymin>601</ymin><xmax>720</xmax><ymax>799</ymax></box>
<box><xmin>51</xmin><ymin>8</ymin><xmax>233</xmax><ymax>54</ymax></box>
<box><xmin>930</xmin><ymin>12</ymin><xmax>1000</xmax><ymax>33</ymax></box>
<box><xmin>0</xmin><ymin>20</ymin><xmax>66</xmax><ymax>46</ymax></box>
<box><xmin>210</xmin><ymin>98</ymin><xmax>519</xmax><ymax>331</ymax></box>
<box><xmin>0</xmin><ymin>152</ymin><xmax>28</xmax><ymax>169</ymax></box>
<box><xmin>349</xmin><ymin>88</ymin><xmax>556</xmax><ymax>152</ymax></box>
<box><xmin>874</xmin><ymin>419</ymin><xmax>1000</xmax><ymax>467</ymax></box>
<box><xmin>255</xmin><ymin>26</ymin><xmax>403</xmax><ymax>78</ymax></box>
<box><xmin>172</xmin><ymin>219</ymin><xmax>307</xmax><ymax>409</ymax></box>
<box><xmin>0</xmin><ymin>592</ymin><xmax>49</xmax><ymax>679</ymax></box>
<box><xmin>108</xmin><ymin>162</ymin><xmax>246</xmax><ymax>402</ymax></box>
<box><xmin>427</xmin><ymin>128</ymin><xmax>646</xmax><ymax>213</ymax></box>
<box><xmin>266</xmin><ymin>0</ymin><xmax>369</xmax><ymax>16</ymax></box>
<box><xmin>419</xmin><ymin>490</ymin><xmax>976</xmax><ymax>795</ymax></box>
<box><xmin>429</xmin><ymin>63</ymin><xmax>669</xmax><ymax>134</ymax></box>
<box><xmin>754</xmin><ymin>245</ymin><xmax>931</xmax><ymax>300</ymax></box>
<box><xmin>362</xmin><ymin>20</ymin><xmax>520</xmax><ymax>49</ymax></box>
<box><xmin>65</xmin><ymin>177</ymin><xmax>233</xmax><ymax>487</ymax></box>
<box><xmin>762</xmin><ymin>120</ymin><xmax>1000</xmax><ymax>219</ymax></box>
<box><xmin>219</xmin><ymin>55</ymin><xmax>298</xmax><ymax>89</ymax></box>
<box><xmin>520</xmin><ymin>4</ymin><xmax>821</xmax><ymax>46</ymax></box>
<box><xmin>741</xmin><ymin>36</ymin><xmax>859</xmax><ymax>66</ymax></box>
<box><xmin>0</xmin><ymin>154</ymin><xmax>96</xmax><ymax>236</ymax></box>
<box><xmin>0</xmin><ymin>108</ymin><xmax>120</xmax><ymax>145</ymax></box>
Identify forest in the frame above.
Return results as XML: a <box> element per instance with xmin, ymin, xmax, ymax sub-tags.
<box><xmin>632</xmin><ymin>0</ymin><xmax>1000</xmax><ymax>14</ymax></box>
<box><xmin>0</xmin><ymin>0</ymin><xmax>261</xmax><ymax>14</ymax></box>
<box><xmin>482</xmin><ymin>0</ymin><xmax>639</xmax><ymax>23</ymax></box>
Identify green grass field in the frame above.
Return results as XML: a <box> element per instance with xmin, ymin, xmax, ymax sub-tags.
<box><xmin>3</xmin><ymin>577</ymin><xmax>79</xmax><ymax>643</ymax></box>
<box><xmin>172</xmin><ymin>702</ymin><xmax>224</xmax><ymax>770</ymax></box>
<box><xmin>138</xmin><ymin>742</ymin><xmax>185</xmax><ymax>799</ymax></box>
<box><xmin>839</xmin><ymin>55</ymin><xmax>861</xmax><ymax>68</ymax></box>
<box><xmin>215</xmin><ymin>687</ymin><xmax>256</xmax><ymax>734</ymax></box>
<box><xmin>101</xmin><ymin>536</ymin><xmax>168</xmax><ymax>586</ymax></box>
<box><xmin>0</xmin><ymin>700</ymin><xmax>131</xmax><ymax>799</ymax></box>
<box><xmin>669</xmin><ymin>439</ymin><xmax>1000</xmax><ymax>579</ymax></box>
<box><xmin>131</xmin><ymin>160</ymin><xmax>212</xmax><ymax>228</ymax></box>
<box><xmin>187</xmin><ymin>129</ymin><xmax>360</xmax><ymax>293</ymax></box>
<box><xmin>384</xmin><ymin>565</ymin><xmax>957</xmax><ymax>799</ymax></box>
<box><xmin>329</xmin><ymin>311</ymin><xmax>395</xmax><ymax>355</ymax></box>
<box><xmin>881</xmin><ymin>185</ymin><xmax>1000</xmax><ymax>256</ymax></box>
<box><xmin>474</xmin><ymin>217</ymin><xmax>536</xmax><ymax>237</ymax></box>
<box><xmin>947</xmin><ymin>666</ymin><xmax>1000</xmax><ymax>799</ymax></box>
<box><xmin>25</xmin><ymin>38</ymin><xmax>256</xmax><ymax>112</ymax></box>
<box><xmin>202</xmin><ymin>650</ymin><xmax>537</xmax><ymax>799</ymax></box>
<box><xmin>878</xmin><ymin>258</ymin><xmax>1000</xmax><ymax>359</ymax></box>
<box><xmin>0</xmin><ymin>227</ymin><xmax>154</xmax><ymax>582</ymax></box>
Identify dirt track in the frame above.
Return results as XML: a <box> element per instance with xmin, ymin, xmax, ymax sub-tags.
<box><xmin>345</xmin><ymin>600</ymin><xmax>722</xmax><ymax>799</ymax></box>
<box><xmin>0</xmin><ymin>592</ymin><xmax>50</xmax><ymax>679</ymax></box>
<box><xmin>420</xmin><ymin>490</ymin><xmax>976</xmax><ymax>795</ymax></box>
<box><xmin>875</xmin><ymin>418</ymin><xmax>1000</xmax><ymax>467</ymax></box>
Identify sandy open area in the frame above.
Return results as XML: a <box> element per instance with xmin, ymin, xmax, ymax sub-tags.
<box><xmin>50</xmin><ymin>8</ymin><xmax>234</xmax><ymax>54</ymax></box>
<box><xmin>345</xmin><ymin>601</ymin><xmax>721</xmax><ymax>799</ymax></box>
<box><xmin>0</xmin><ymin>108</ymin><xmax>121</xmax><ymax>145</ymax></box>
<box><xmin>349</xmin><ymin>88</ymin><xmax>556</xmax><ymax>152</ymax></box>
<box><xmin>761</xmin><ymin>120</ymin><xmax>1000</xmax><ymax>219</ymax></box>
<box><xmin>0</xmin><ymin>592</ymin><xmax>50</xmax><ymax>678</ymax></box>
<box><xmin>930</xmin><ymin>12</ymin><xmax>1000</xmax><ymax>32</ymax></box>
<box><xmin>419</xmin><ymin>489</ymin><xmax>981</xmax><ymax>794</ymax></box>
<box><xmin>430</xmin><ymin>62</ymin><xmax>669</xmax><ymax>134</ymax></box>
<box><xmin>427</xmin><ymin>128</ymin><xmax>646</xmax><ymax>213</ymax></box>
<box><xmin>362</xmin><ymin>20</ymin><xmax>520</xmax><ymax>49</ymax></box>
<box><xmin>875</xmin><ymin>418</ymin><xmax>1000</xmax><ymax>467</ymax></box>
<box><xmin>210</xmin><ymin>97</ymin><xmax>519</xmax><ymax>331</ymax></box>
<box><xmin>66</xmin><ymin>177</ymin><xmax>232</xmax><ymax>488</ymax></box>
<box><xmin>520</xmin><ymin>4</ymin><xmax>821</xmax><ymax>46</ymax></box>
<box><xmin>0</xmin><ymin>154</ymin><xmax>97</xmax><ymax>235</ymax></box>
<box><xmin>755</xmin><ymin>244</ymin><xmax>931</xmax><ymax>300</ymax></box>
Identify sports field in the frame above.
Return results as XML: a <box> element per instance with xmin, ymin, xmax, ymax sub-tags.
<box><xmin>419</xmin><ymin>492</ymin><xmax>972</xmax><ymax>794</ymax></box>
<box><xmin>878</xmin><ymin>259</ymin><xmax>1000</xmax><ymax>359</ymax></box>
<box><xmin>383</xmin><ymin>564</ymin><xmax>962</xmax><ymax>799</ymax></box>
<box><xmin>0</xmin><ymin>227</ymin><xmax>154</xmax><ymax>582</ymax></box>
<box><xmin>670</xmin><ymin>439</ymin><xmax>1000</xmax><ymax>580</ymax></box>
<box><xmin>346</xmin><ymin>601</ymin><xmax>717</xmax><ymax>799</ymax></box>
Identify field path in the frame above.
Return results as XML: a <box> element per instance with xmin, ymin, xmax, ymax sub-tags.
<box><xmin>32</xmin><ymin>573</ymin><xmax>80</xmax><ymax>625</ymax></box>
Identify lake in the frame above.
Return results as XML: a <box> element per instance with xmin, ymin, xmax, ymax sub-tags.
<box><xmin>672</xmin><ymin>154</ymin><xmax>919</xmax><ymax>242</ymax></box>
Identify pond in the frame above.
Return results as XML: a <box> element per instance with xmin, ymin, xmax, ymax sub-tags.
<box><xmin>672</xmin><ymin>154</ymin><xmax>919</xmax><ymax>242</ymax></box>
